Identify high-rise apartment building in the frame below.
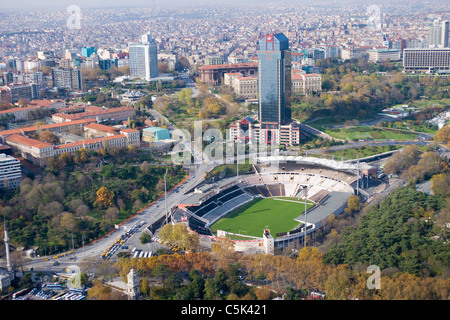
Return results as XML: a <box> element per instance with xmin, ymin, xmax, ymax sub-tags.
<box><xmin>129</xmin><ymin>33</ymin><xmax>159</xmax><ymax>81</ymax></box>
<box><xmin>204</xmin><ymin>55</ymin><xmax>224</xmax><ymax>65</ymax></box>
<box><xmin>257</xmin><ymin>33</ymin><xmax>292</xmax><ymax>127</ymax></box>
<box><xmin>51</xmin><ymin>67</ymin><xmax>82</xmax><ymax>91</ymax></box>
<box><xmin>0</xmin><ymin>153</ymin><xmax>21</xmax><ymax>190</ymax></box>
<box><xmin>8</xmin><ymin>83</ymin><xmax>40</xmax><ymax>102</ymax></box>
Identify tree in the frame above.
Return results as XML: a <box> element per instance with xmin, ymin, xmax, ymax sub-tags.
<box><xmin>383</xmin><ymin>145</ymin><xmax>420</xmax><ymax>175</ymax></box>
<box><xmin>158</xmin><ymin>62</ymin><xmax>169</xmax><ymax>74</ymax></box>
<box><xmin>38</xmin><ymin>130</ymin><xmax>58</xmax><ymax>144</ymax></box>
<box><xmin>430</xmin><ymin>172</ymin><xmax>450</xmax><ymax>198</ymax></box>
<box><xmin>87</xmin><ymin>280</ymin><xmax>127</xmax><ymax>300</ymax></box>
<box><xmin>433</xmin><ymin>125</ymin><xmax>450</xmax><ymax>146</ymax></box>
<box><xmin>345</xmin><ymin>195</ymin><xmax>362</xmax><ymax>215</ymax></box>
<box><xmin>204</xmin><ymin>277</ymin><xmax>222</xmax><ymax>300</ymax></box>
<box><xmin>95</xmin><ymin>186</ymin><xmax>114</xmax><ymax>208</ymax></box>
<box><xmin>159</xmin><ymin>223</ymin><xmax>199</xmax><ymax>252</ymax></box>
<box><xmin>152</xmin><ymin>263</ymin><xmax>172</xmax><ymax>288</ymax></box>
<box><xmin>175</xmin><ymin>56</ymin><xmax>190</xmax><ymax>71</ymax></box>
<box><xmin>255</xmin><ymin>286</ymin><xmax>272</xmax><ymax>300</ymax></box>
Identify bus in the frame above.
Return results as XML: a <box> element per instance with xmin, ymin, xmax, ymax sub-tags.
<box><xmin>12</xmin><ymin>287</ymin><xmax>31</xmax><ymax>299</ymax></box>
<box><xmin>46</xmin><ymin>283</ymin><xmax>63</xmax><ymax>290</ymax></box>
<box><xmin>69</xmin><ymin>287</ymin><xmax>85</xmax><ymax>295</ymax></box>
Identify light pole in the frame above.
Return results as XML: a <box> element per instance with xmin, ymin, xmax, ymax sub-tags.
<box><xmin>304</xmin><ymin>186</ymin><xmax>308</xmax><ymax>248</ymax></box>
<box><xmin>164</xmin><ymin>167</ymin><xmax>168</xmax><ymax>225</ymax></box>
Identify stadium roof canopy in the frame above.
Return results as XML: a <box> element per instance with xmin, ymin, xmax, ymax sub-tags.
<box><xmin>255</xmin><ymin>155</ymin><xmax>371</xmax><ymax>172</ymax></box>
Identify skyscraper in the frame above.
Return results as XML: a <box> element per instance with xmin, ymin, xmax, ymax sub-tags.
<box><xmin>129</xmin><ymin>32</ymin><xmax>159</xmax><ymax>81</ymax></box>
<box><xmin>228</xmin><ymin>33</ymin><xmax>302</xmax><ymax>147</ymax></box>
<box><xmin>257</xmin><ymin>33</ymin><xmax>292</xmax><ymax>139</ymax></box>
<box><xmin>442</xmin><ymin>20</ymin><xmax>449</xmax><ymax>48</ymax></box>
<box><xmin>427</xmin><ymin>18</ymin><xmax>449</xmax><ymax>48</ymax></box>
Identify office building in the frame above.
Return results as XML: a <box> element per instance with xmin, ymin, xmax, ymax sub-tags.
<box><xmin>403</xmin><ymin>48</ymin><xmax>450</xmax><ymax>74</ymax></box>
<box><xmin>99</xmin><ymin>58</ymin><xmax>118</xmax><ymax>70</ymax></box>
<box><xmin>227</xmin><ymin>33</ymin><xmax>303</xmax><ymax>146</ymax></box>
<box><xmin>0</xmin><ymin>153</ymin><xmax>21</xmax><ymax>190</ymax></box>
<box><xmin>81</xmin><ymin>46</ymin><xmax>96</xmax><ymax>58</ymax></box>
<box><xmin>129</xmin><ymin>33</ymin><xmax>159</xmax><ymax>81</ymax></box>
<box><xmin>368</xmin><ymin>49</ymin><xmax>401</xmax><ymax>62</ymax></box>
<box><xmin>228</xmin><ymin>116</ymin><xmax>301</xmax><ymax>146</ymax></box>
<box><xmin>257</xmin><ymin>33</ymin><xmax>292</xmax><ymax>127</ymax></box>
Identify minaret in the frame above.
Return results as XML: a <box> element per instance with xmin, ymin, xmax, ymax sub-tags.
<box><xmin>4</xmin><ymin>221</ymin><xmax>13</xmax><ymax>280</ymax></box>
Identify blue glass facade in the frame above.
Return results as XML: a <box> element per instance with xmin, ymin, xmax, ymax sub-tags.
<box><xmin>81</xmin><ymin>46</ymin><xmax>96</xmax><ymax>58</ymax></box>
<box><xmin>257</xmin><ymin>33</ymin><xmax>292</xmax><ymax>126</ymax></box>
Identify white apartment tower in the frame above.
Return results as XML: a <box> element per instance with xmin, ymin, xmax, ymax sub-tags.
<box><xmin>0</xmin><ymin>153</ymin><xmax>21</xmax><ymax>190</ymax></box>
<box><xmin>129</xmin><ymin>32</ymin><xmax>159</xmax><ymax>81</ymax></box>
<box><xmin>428</xmin><ymin>18</ymin><xmax>449</xmax><ymax>48</ymax></box>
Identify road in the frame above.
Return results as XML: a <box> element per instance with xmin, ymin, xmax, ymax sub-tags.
<box><xmin>23</xmin><ymin>105</ymin><xmax>216</xmax><ymax>274</ymax></box>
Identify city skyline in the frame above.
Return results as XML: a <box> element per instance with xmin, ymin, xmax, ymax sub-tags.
<box><xmin>1</xmin><ymin>0</ymin><xmax>449</xmax><ymax>11</ymax></box>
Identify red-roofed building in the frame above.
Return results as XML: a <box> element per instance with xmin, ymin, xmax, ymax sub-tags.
<box><xmin>6</xmin><ymin>134</ymin><xmax>54</xmax><ymax>166</ymax></box>
<box><xmin>0</xmin><ymin>119</ymin><xmax>96</xmax><ymax>143</ymax></box>
<box><xmin>52</xmin><ymin>106</ymin><xmax>136</xmax><ymax>123</ymax></box>
<box><xmin>27</xmin><ymin>99</ymin><xmax>65</xmax><ymax>109</ymax></box>
<box><xmin>2</xmin><ymin>120</ymin><xmax>140</xmax><ymax>167</ymax></box>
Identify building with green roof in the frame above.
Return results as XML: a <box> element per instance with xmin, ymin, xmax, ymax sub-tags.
<box><xmin>142</xmin><ymin>127</ymin><xmax>171</xmax><ymax>142</ymax></box>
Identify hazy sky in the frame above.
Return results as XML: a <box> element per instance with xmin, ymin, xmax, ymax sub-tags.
<box><xmin>0</xmin><ymin>0</ymin><xmax>368</xmax><ymax>10</ymax></box>
<box><xmin>1</xmin><ymin>0</ymin><xmax>262</xmax><ymax>10</ymax></box>
<box><xmin>0</xmin><ymin>0</ymin><xmax>443</xmax><ymax>11</ymax></box>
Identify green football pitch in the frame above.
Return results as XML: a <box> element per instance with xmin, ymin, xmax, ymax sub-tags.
<box><xmin>210</xmin><ymin>197</ymin><xmax>314</xmax><ymax>238</ymax></box>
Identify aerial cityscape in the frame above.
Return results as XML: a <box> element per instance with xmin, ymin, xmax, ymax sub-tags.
<box><xmin>0</xmin><ymin>0</ymin><xmax>449</xmax><ymax>308</ymax></box>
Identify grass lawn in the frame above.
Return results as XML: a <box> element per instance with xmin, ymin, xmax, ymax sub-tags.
<box><xmin>323</xmin><ymin>126</ymin><xmax>418</xmax><ymax>141</ymax></box>
<box><xmin>311</xmin><ymin>145</ymin><xmax>402</xmax><ymax>160</ymax></box>
<box><xmin>210</xmin><ymin>197</ymin><xmax>313</xmax><ymax>238</ymax></box>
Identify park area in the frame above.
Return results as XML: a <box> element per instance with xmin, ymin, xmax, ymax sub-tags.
<box><xmin>323</xmin><ymin>126</ymin><xmax>418</xmax><ymax>141</ymax></box>
<box><xmin>210</xmin><ymin>197</ymin><xmax>314</xmax><ymax>239</ymax></box>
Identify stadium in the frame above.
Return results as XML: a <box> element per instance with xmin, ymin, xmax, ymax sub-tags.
<box><xmin>172</xmin><ymin>156</ymin><xmax>368</xmax><ymax>254</ymax></box>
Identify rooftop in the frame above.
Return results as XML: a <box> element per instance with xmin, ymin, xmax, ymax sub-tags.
<box><xmin>6</xmin><ymin>134</ymin><xmax>53</xmax><ymax>149</ymax></box>
<box><xmin>198</xmin><ymin>62</ymin><xmax>257</xmax><ymax>70</ymax></box>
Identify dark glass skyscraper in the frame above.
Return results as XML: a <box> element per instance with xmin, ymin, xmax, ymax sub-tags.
<box><xmin>257</xmin><ymin>33</ymin><xmax>292</xmax><ymax>128</ymax></box>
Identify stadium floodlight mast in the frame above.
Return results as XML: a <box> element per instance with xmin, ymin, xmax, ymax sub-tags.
<box><xmin>304</xmin><ymin>186</ymin><xmax>308</xmax><ymax>247</ymax></box>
